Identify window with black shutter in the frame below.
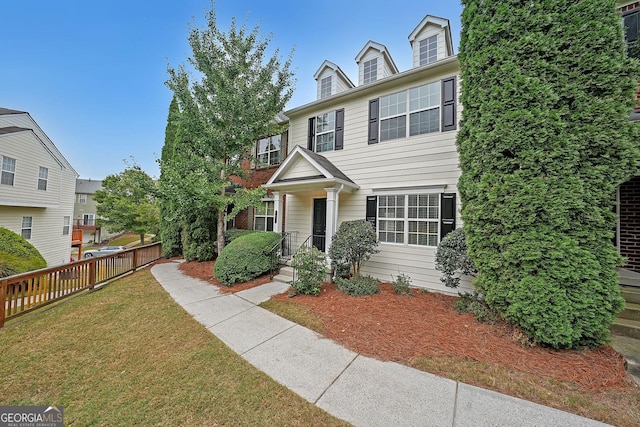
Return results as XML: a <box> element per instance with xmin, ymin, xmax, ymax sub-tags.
<box><xmin>440</xmin><ymin>193</ymin><xmax>456</xmax><ymax>240</ymax></box>
<box><xmin>441</xmin><ymin>77</ymin><xmax>457</xmax><ymax>132</ymax></box>
<box><xmin>366</xmin><ymin>196</ymin><xmax>377</xmax><ymax>230</ymax></box>
<box><xmin>624</xmin><ymin>10</ymin><xmax>640</xmax><ymax>58</ymax></box>
<box><xmin>307</xmin><ymin>117</ymin><xmax>315</xmax><ymax>150</ymax></box>
<box><xmin>335</xmin><ymin>108</ymin><xmax>344</xmax><ymax>150</ymax></box>
<box><xmin>368</xmin><ymin>98</ymin><xmax>379</xmax><ymax>144</ymax></box>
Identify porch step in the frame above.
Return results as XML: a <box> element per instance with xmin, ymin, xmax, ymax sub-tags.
<box><xmin>621</xmin><ymin>285</ymin><xmax>640</xmax><ymax>305</ymax></box>
<box><xmin>619</xmin><ymin>302</ymin><xmax>640</xmax><ymax>322</ymax></box>
<box><xmin>610</xmin><ymin>335</ymin><xmax>640</xmax><ymax>386</ymax></box>
<box><xmin>611</xmin><ymin>318</ymin><xmax>640</xmax><ymax>340</ymax></box>
<box><xmin>272</xmin><ymin>266</ymin><xmax>294</xmax><ymax>285</ymax></box>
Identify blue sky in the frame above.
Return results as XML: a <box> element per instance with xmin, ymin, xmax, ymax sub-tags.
<box><xmin>1</xmin><ymin>1</ymin><xmax>462</xmax><ymax>180</ymax></box>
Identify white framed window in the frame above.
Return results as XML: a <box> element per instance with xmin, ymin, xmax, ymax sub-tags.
<box><xmin>63</xmin><ymin>216</ymin><xmax>70</xmax><ymax>235</ymax></box>
<box><xmin>380</xmin><ymin>91</ymin><xmax>407</xmax><ymax>142</ymax></box>
<box><xmin>377</xmin><ymin>194</ymin><xmax>440</xmax><ymax>247</ymax></box>
<box><xmin>363</xmin><ymin>58</ymin><xmax>377</xmax><ymax>84</ymax></box>
<box><xmin>254</xmin><ymin>201</ymin><xmax>275</xmax><ymax>231</ymax></box>
<box><xmin>320</xmin><ymin>76</ymin><xmax>332</xmax><ymax>99</ymax></box>
<box><xmin>38</xmin><ymin>166</ymin><xmax>48</xmax><ymax>191</ymax></box>
<box><xmin>379</xmin><ymin>82</ymin><xmax>441</xmax><ymax>142</ymax></box>
<box><xmin>78</xmin><ymin>194</ymin><xmax>87</xmax><ymax>204</ymax></box>
<box><xmin>315</xmin><ymin>111</ymin><xmax>336</xmax><ymax>152</ymax></box>
<box><xmin>419</xmin><ymin>35</ymin><xmax>438</xmax><ymax>66</ymax></box>
<box><xmin>1</xmin><ymin>156</ymin><xmax>16</xmax><ymax>186</ymax></box>
<box><xmin>82</xmin><ymin>214</ymin><xmax>95</xmax><ymax>226</ymax></box>
<box><xmin>256</xmin><ymin>135</ymin><xmax>281</xmax><ymax>167</ymax></box>
<box><xmin>21</xmin><ymin>216</ymin><xmax>33</xmax><ymax>240</ymax></box>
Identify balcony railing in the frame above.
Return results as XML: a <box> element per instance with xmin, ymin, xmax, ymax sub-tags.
<box><xmin>73</xmin><ymin>219</ymin><xmax>100</xmax><ymax>229</ymax></box>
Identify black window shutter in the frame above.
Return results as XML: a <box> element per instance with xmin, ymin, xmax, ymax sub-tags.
<box><xmin>335</xmin><ymin>108</ymin><xmax>344</xmax><ymax>150</ymax></box>
<box><xmin>368</xmin><ymin>99</ymin><xmax>379</xmax><ymax>145</ymax></box>
<box><xmin>440</xmin><ymin>193</ymin><xmax>456</xmax><ymax>240</ymax></box>
<box><xmin>624</xmin><ymin>10</ymin><xmax>639</xmax><ymax>43</ymax></box>
<box><xmin>366</xmin><ymin>196</ymin><xmax>377</xmax><ymax>230</ymax></box>
<box><xmin>307</xmin><ymin>117</ymin><xmax>315</xmax><ymax>151</ymax></box>
<box><xmin>441</xmin><ymin>77</ymin><xmax>457</xmax><ymax>132</ymax></box>
<box><xmin>280</xmin><ymin>130</ymin><xmax>288</xmax><ymax>162</ymax></box>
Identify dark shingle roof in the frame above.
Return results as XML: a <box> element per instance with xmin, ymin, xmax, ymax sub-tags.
<box><xmin>76</xmin><ymin>179</ymin><xmax>103</xmax><ymax>194</ymax></box>
<box><xmin>298</xmin><ymin>146</ymin><xmax>355</xmax><ymax>183</ymax></box>
<box><xmin>0</xmin><ymin>126</ymin><xmax>30</xmax><ymax>135</ymax></box>
<box><xmin>0</xmin><ymin>108</ymin><xmax>27</xmax><ymax>115</ymax></box>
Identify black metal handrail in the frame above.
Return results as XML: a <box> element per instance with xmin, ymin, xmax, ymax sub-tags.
<box><xmin>268</xmin><ymin>231</ymin><xmax>297</xmax><ymax>279</ymax></box>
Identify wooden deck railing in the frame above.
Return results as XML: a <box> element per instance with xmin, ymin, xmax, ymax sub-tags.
<box><xmin>0</xmin><ymin>242</ymin><xmax>162</xmax><ymax>328</ymax></box>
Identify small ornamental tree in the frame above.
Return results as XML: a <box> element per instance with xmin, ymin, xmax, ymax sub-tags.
<box><xmin>435</xmin><ymin>228</ymin><xmax>477</xmax><ymax>290</ymax></box>
<box><xmin>328</xmin><ymin>220</ymin><xmax>379</xmax><ymax>278</ymax></box>
<box><xmin>457</xmin><ymin>0</ymin><xmax>640</xmax><ymax>347</ymax></box>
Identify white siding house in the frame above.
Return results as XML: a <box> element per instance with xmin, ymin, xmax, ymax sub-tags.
<box><xmin>266</xmin><ymin>15</ymin><xmax>469</xmax><ymax>293</ymax></box>
<box><xmin>0</xmin><ymin>108</ymin><xmax>78</xmax><ymax>266</ymax></box>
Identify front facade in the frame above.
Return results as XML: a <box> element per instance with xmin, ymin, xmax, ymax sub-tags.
<box><xmin>0</xmin><ymin>108</ymin><xmax>78</xmax><ymax>266</ymax></box>
<box><xmin>266</xmin><ymin>16</ymin><xmax>465</xmax><ymax>292</ymax></box>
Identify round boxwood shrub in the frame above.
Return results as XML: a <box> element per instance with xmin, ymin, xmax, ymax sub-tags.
<box><xmin>0</xmin><ymin>227</ymin><xmax>47</xmax><ymax>277</ymax></box>
<box><xmin>214</xmin><ymin>231</ymin><xmax>281</xmax><ymax>286</ymax></box>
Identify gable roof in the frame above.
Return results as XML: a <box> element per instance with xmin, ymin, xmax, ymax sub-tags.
<box><xmin>76</xmin><ymin>178</ymin><xmax>103</xmax><ymax>194</ymax></box>
<box><xmin>408</xmin><ymin>15</ymin><xmax>454</xmax><ymax>57</ymax></box>
<box><xmin>354</xmin><ymin>40</ymin><xmax>399</xmax><ymax>74</ymax></box>
<box><xmin>0</xmin><ymin>126</ymin><xmax>30</xmax><ymax>135</ymax></box>
<box><xmin>0</xmin><ymin>108</ymin><xmax>27</xmax><ymax>115</ymax></box>
<box><xmin>266</xmin><ymin>145</ymin><xmax>358</xmax><ymax>192</ymax></box>
<box><xmin>313</xmin><ymin>60</ymin><xmax>356</xmax><ymax>88</ymax></box>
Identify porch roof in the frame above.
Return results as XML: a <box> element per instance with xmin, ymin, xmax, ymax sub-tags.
<box><xmin>265</xmin><ymin>146</ymin><xmax>359</xmax><ymax>193</ymax></box>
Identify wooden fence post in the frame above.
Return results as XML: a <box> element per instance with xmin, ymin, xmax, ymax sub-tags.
<box><xmin>0</xmin><ymin>279</ymin><xmax>7</xmax><ymax>328</ymax></box>
<box><xmin>89</xmin><ymin>262</ymin><xmax>96</xmax><ymax>290</ymax></box>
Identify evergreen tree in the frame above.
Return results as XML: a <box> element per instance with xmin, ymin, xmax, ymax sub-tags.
<box><xmin>457</xmin><ymin>0</ymin><xmax>640</xmax><ymax>347</ymax></box>
<box><xmin>166</xmin><ymin>4</ymin><xmax>294</xmax><ymax>254</ymax></box>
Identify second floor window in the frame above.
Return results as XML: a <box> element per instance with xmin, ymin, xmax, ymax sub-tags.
<box><xmin>624</xmin><ymin>9</ymin><xmax>640</xmax><ymax>59</ymax></box>
<box><xmin>419</xmin><ymin>35</ymin><xmax>438</xmax><ymax>66</ymax></box>
<box><xmin>320</xmin><ymin>76</ymin><xmax>332</xmax><ymax>99</ymax></box>
<box><xmin>363</xmin><ymin>58</ymin><xmax>377</xmax><ymax>84</ymax></box>
<box><xmin>21</xmin><ymin>216</ymin><xmax>33</xmax><ymax>240</ymax></box>
<box><xmin>308</xmin><ymin>109</ymin><xmax>345</xmax><ymax>153</ymax></box>
<box><xmin>257</xmin><ymin>135</ymin><xmax>281</xmax><ymax>167</ymax></box>
<box><xmin>38</xmin><ymin>166</ymin><xmax>48</xmax><ymax>191</ymax></box>
<box><xmin>1</xmin><ymin>156</ymin><xmax>16</xmax><ymax>186</ymax></box>
<box><xmin>78</xmin><ymin>194</ymin><xmax>87</xmax><ymax>204</ymax></box>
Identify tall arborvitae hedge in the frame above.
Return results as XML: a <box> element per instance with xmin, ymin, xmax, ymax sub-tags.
<box><xmin>457</xmin><ymin>0</ymin><xmax>640</xmax><ymax>348</ymax></box>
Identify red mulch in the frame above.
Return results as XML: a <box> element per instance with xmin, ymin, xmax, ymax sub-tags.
<box><xmin>176</xmin><ymin>259</ymin><xmax>631</xmax><ymax>392</ymax></box>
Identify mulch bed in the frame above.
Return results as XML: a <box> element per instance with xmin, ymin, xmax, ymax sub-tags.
<box><xmin>177</xmin><ymin>259</ymin><xmax>630</xmax><ymax>392</ymax></box>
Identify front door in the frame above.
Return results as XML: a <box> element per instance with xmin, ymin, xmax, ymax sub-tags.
<box><xmin>312</xmin><ymin>198</ymin><xmax>327</xmax><ymax>251</ymax></box>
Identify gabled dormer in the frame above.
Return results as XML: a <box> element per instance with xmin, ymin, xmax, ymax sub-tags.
<box><xmin>408</xmin><ymin>15</ymin><xmax>454</xmax><ymax>68</ymax></box>
<box><xmin>313</xmin><ymin>60</ymin><xmax>355</xmax><ymax>100</ymax></box>
<box><xmin>354</xmin><ymin>41</ymin><xmax>399</xmax><ymax>86</ymax></box>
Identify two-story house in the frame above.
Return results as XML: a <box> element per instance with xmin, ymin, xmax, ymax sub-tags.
<box><xmin>74</xmin><ymin>178</ymin><xmax>106</xmax><ymax>244</ymax></box>
<box><xmin>265</xmin><ymin>15</ymin><xmax>462</xmax><ymax>292</ymax></box>
<box><xmin>0</xmin><ymin>108</ymin><xmax>78</xmax><ymax>266</ymax></box>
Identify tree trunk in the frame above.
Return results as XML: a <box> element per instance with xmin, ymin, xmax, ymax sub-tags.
<box><xmin>139</xmin><ymin>233</ymin><xmax>145</xmax><ymax>245</ymax></box>
<box><xmin>217</xmin><ymin>167</ymin><xmax>227</xmax><ymax>255</ymax></box>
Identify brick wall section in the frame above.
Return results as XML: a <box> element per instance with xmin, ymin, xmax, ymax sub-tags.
<box><xmin>621</xmin><ymin>2</ymin><xmax>640</xmax><ymax>12</ymax></box>
<box><xmin>230</xmin><ymin>160</ymin><xmax>280</xmax><ymax>230</ymax></box>
<box><xmin>620</xmin><ymin>176</ymin><xmax>640</xmax><ymax>272</ymax></box>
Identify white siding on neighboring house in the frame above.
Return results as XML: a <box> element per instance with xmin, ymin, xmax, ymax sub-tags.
<box><xmin>0</xmin><ymin>110</ymin><xmax>77</xmax><ymax>267</ymax></box>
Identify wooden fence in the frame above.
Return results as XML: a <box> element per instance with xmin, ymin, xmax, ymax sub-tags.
<box><xmin>0</xmin><ymin>242</ymin><xmax>162</xmax><ymax>328</ymax></box>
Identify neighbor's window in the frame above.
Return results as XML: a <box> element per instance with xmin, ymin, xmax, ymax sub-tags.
<box><xmin>419</xmin><ymin>35</ymin><xmax>438</xmax><ymax>66</ymax></box>
<box><xmin>1</xmin><ymin>156</ymin><xmax>16</xmax><ymax>186</ymax></box>
<box><xmin>21</xmin><ymin>216</ymin><xmax>33</xmax><ymax>239</ymax></box>
<box><xmin>63</xmin><ymin>216</ymin><xmax>70</xmax><ymax>235</ymax></box>
<box><xmin>38</xmin><ymin>166</ymin><xmax>48</xmax><ymax>191</ymax></box>
<box><xmin>363</xmin><ymin>58</ymin><xmax>377</xmax><ymax>84</ymax></box>
<box><xmin>254</xmin><ymin>201</ymin><xmax>275</xmax><ymax>231</ymax></box>
<box><xmin>78</xmin><ymin>194</ymin><xmax>87</xmax><ymax>204</ymax></box>
<box><xmin>320</xmin><ymin>76</ymin><xmax>332</xmax><ymax>99</ymax></box>
<box><xmin>256</xmin><ymin>135</ymin><xmax>281</xmax><ymax>167</ymax></box>
<box><xmin>83</xmin><ymin>214</ymin><xmax>95</xmax><ymax>226</ymax></box>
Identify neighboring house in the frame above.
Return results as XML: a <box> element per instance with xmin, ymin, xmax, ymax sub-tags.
<box><xmin>265</xmin><ymin>15</ymin><xmax>463</xmax><ymax>292</ymax></box>
<box><xmin>74</xmin><ymin>178</ymin><xmax>106</xmax><ymax>244</ymax></box>
<box><xmin>0</xmin><ymin>108</ymin><xmax>78</xmax><ymax>266</ymax></box>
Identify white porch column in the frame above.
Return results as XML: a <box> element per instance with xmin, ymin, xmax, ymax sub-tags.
<box><xmin>325</xmin><ymin>187</ymin><xmax>338</xmax><ymax>253</ymax></box>
<box><xmin>273</xmin><ymin>191</ymin><xmax>282</xmax><ymax>233</ymax></box>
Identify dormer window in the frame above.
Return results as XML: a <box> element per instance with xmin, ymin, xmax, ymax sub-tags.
<box><xmin>363</xmin><ymin>58</ymin><xmax>377</xmax><ymax>84</ymax></box>
<box><xmin>320</xmin><ymin>76</ymin><xmax>332</xmax><ymax>99</ymax></box>
<box><xmin>419</xmin><ymin>35</ymin><xmax>438</xmax><ymax>66</ymax></box>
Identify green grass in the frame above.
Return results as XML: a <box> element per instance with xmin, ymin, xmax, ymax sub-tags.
<box><xmin>0</xmin><ymin>269</ymin><xmax>348</xmax><ymax>427</ymax></box>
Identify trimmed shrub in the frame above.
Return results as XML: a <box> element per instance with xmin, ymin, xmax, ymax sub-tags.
<box><xmin>435</xmin><ymin>228</ymin><xmax>477</xmax><ymax>289</ymax></box>
<box><xmin>290</xmin><ymin>246</ymin><xmax>326</xmax><ymax>296</ymax></box>
<box><xmin>454</xmin><ymin>292</ymin><xmax>499</xmax><ymax>324</ymax></box>
<box><xmin>457</xmin><ymin>0</ymin><xmax>638</xmax><ymax>348</ymax></box>
<box><xmin>224</xmin><ymin>229</ymin><xmax>258</xmax><ymax>245</ymax></box>
<box><xmin>0</xmin><ymin>227</ymin><xmax>47</xmax><ymax>277</ymax></box>
<box><xmin>336</xmin><ymin>275</ymin><xmax>380</xmax><ymax>296</ymax></box>
<box><xmin>329</xmin><ymin>220</ymin><xmax>379</xmax><ymax>278</ymax></box>
<box><xmin>181</xmin><ymin>208</ymin><xmax>217</xmax><ymax>262</ymax></box>
<box><xmin>214</xmin><ymin>231</ymin><xmax>280</xmax><ymax>286</ymax></box>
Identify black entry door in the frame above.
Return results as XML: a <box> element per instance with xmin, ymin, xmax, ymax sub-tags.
<box><xmin>312</xmin><ymin>198</ymin><xmax>327</xmax><ymax>251</ymax></box>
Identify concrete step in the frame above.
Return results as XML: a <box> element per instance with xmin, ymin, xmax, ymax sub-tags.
<box><xmin>611</xmin><ymin>317</ymin><xmax>640</xmax><ymax>340</ymax></box>
<box><xmin>610</xmin><ymin>335</ymin><xmax>640</xmax><ymax>386</ymax></box>
<box><xmin>273</xmin><ymin>266</ymin><xmax>294</xmax><ymax>284</ymax></box>
<box><xmin>618</xmin><ymin>301</ymin><xmax>640</xmax><ymax>322</ymax></box>
<box><xmin>621</xmin><ymin>285</ymin><xmax>640</xmax><ymax>305</ymax></box>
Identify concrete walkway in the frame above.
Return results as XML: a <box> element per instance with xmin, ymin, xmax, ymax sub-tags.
<box><xmin>151</xmin><ymin>261</ymin><xmax>610</xmax><ymax>427</ymax></box>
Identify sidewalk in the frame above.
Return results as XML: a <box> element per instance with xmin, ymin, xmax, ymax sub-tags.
<box><xmin>150</xmin><ymin>261</ymin><xmax>610</xmax><ymax>427</ymax></box>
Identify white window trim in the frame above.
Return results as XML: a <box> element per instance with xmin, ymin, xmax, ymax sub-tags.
<box><xmin>256</xmin><ymin>135</ymin><xmax>281</xmax><ymax>167</ymax></box>
<box><xmin>320</xmin><ymin>76</ymin><xmax>332</xmax><ymax>99</ymax></box>
<box><xmin>63</xmin><ymin>216</ymin><xmax>70</xmax><ymax>235</ymax></box>
<box><xmin>315</xmin><ymin>111</ymin><xmax>336</xmax><ymax>152</ymax></box>
<box><xmin>78</xmin><ymin>194</ymin><xmax>87</xmax><ymax>204</ymax></box>
<box><xmin>1</xmin><ymin>156</ymin><xmax>16</xmax><ymax>186</ymax></box>
<box><xmin>419</xmin><ymin>35</ymin><xmax>438</xmax><ymax>66</ymax></box>
<box><xmin>254</xmin><ymin>199</ymin><xmax>276</xmax><ymax>232</ymax></box>
<box><xmin>363</xmin><ymin>58</ymin><xmax>377</xmax><ymax>84</ymax></box>
<box><xmin>21</xmin><ymin>216</ymin><xmax>33</xmax><ymax>240</ymax></box>
<box><xmin>38</xmin><ymin>166</ymin><xmax>48</xmax><ymax>191</ymax></box>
